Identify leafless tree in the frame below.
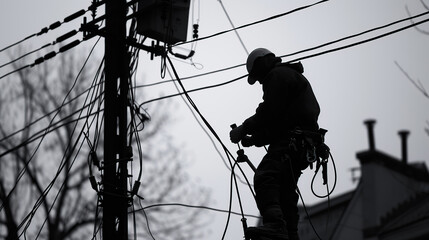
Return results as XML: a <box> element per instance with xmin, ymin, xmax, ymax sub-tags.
<box><xmin>0</xmin><ymin>47</ymin><xmax>212</xmax><ymax>239</ymax></box>
<box><xmin>396</xmin><ymin>0</ymin><xmax>429</xmax><ymax>133</ymax></box>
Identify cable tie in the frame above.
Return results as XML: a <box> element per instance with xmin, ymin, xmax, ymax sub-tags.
<box><xmin>64</xmin><ymin>9</ymin><xmax>86</xmax><ymax>23</ymax></box>
<box><xmin>59</xmin><ymin>40</ymin><xmax>81</xmax><ymax>53</ymax></box>
<box><xmin>56</xmin><ymin>30</ymin><xmax>78</xmax><ymax>43</ymax></box>
<box><xmin>49</xmin><ymin>21</ymin><xmax>61</xmax><ymax>30</ymax></box>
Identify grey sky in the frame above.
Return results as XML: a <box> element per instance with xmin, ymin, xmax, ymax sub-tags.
<box><xmin>1</xmin><ymin>0</ymin><xmax>429</xmax><ymax>239</ymax></box>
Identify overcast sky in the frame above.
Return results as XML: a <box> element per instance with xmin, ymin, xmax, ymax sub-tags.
<box><xmin>1</xmin><ymin>0</ymin><xmax>429</xmax><ymax>239</ymax></box>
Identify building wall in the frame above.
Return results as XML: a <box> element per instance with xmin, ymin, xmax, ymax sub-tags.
<box><xmin>332</xmin><ymin>187</ymin><xmax>363</xmax><ymax>240</ymax></box>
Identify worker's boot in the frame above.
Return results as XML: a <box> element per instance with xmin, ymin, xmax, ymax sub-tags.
<box><xmin>246</xmin><ymin>207</ymin><xmax>288</xmax><ymax>240</ymax></box>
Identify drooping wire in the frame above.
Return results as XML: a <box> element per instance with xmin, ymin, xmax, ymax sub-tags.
<box><xmin>16</xmin><ymin>38</ymin><xmax>102</xmax><ymax>238</ymax></box>
<box><xmin>0</xmin><ymin>35</ymin><xmax>101</xmax><ymax>214</ymax></box>
<box><xmin>0</xmin><ymin>39</ymin><xmax>84</xmax><ymax>80</ymax></box>
<box><xmin>137</xmin><ymin>12</ymin><xmax>429</xmax><ymax>107</ymax></box>
<box><xmin>166</xmin><ymin>67</ymin><xmax>234</xmax><ymax>173</ymax></box>
<box><xmin>32</xmin><ymin>135</ymin><xmax>87</xmax><ymax>240</ymax></box>
<box><xmin>0</xmin><ymin>78</ymin><xmax>104</xmax><ymax>145</ymax></box>
<box><xmin>0</xmin><ymin>0</ymin><xmax>105</xmax><ymax>53</ymax></box>
<box><xmin>280</xmin><ymin>10</ymin><xmax>429</xmax><ymax>61</ymax></box>
<box><xmin>166</xmin><ymin>55</ymin><xmax>256</xmax><ymax>239</ymax></box>
<box><xmin>137</xmin><ymin>196</ymin><xmax>156</xmax><ymax>240</ymax></box>
<box><xmin>136</xmin><ymin>8</ymin><xmax>429</xmax><ymax>92</ymax></box>
<box><xmin>286</xmin><ymin>155</ymin><xmax>323</xmax><ymax>240</ymax></box>
<box><xmin>174</xmin><ymin>0</ymin><xmax>329</xmax><ymax>47</ymax></box>
<box><xmin>132</xmin><ymin>200</ymin><xmax>261</xmax><ymax>220</ymax></box>
<box><xmin>139</xmin><ymin>74</ymin><xmax>246</xmax><ymax>106</ymax></box>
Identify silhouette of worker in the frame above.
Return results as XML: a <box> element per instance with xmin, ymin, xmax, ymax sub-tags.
<box><xmin>230</xmin><ymin>48</ymin><xmax>321</xmax><ymax>240</ymax></box>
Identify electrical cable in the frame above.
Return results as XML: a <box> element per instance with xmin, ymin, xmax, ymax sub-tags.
<box><xmin>279</xmin><ymin>10</ymin><xmax>429</xmax><ymax>61</ymax></box>
<box><xmin>132</xmin><ymin>201</ymin><xmax>261</xmax><ymax>220</ymax></box>
<box><xmin>221</xmin><ymin>161</ymin><xmax>237</xmax><ymax>240</ymax></box>
<box><xmin>165</xmin><ymin>57</ymin><xmax>252</xmax><ymax>189</ymax></box>
<box><xmin>166</xmin><ymin>56</ymin><xmax>256</xmax><ymax>240</ymax></box>
<box><xmin>0</xmin><ymin>35</ymin><xmax>100</xmax><ymax>215</ymax></box>
<box><xmin>284</xmin><ymin>16</ymin><xmax>429</xmax><ymax>64</ymax></box>
<box><xmin>174</xmin><ymin>0</ymin><xmax>329</xmax><ymax>47</ymax></box>
<box><xmin>287</xmin><ymin>155</ymin><xmax>323</xmax><ymax>240</ymax></box>
<box><xmin>17</xmin><ymin>39</ymin><xmax>102</xmax><ymax>238</ymax></box>
<box><xmin>33</xmin><ymin>135</ymin><xmax>87</xmax><ymax>240</ymax></box>
<box><xmin>0</xmin><ymin>77</ymin><xmax>103</xmax><ymax>145</ymax></box>
<box><xmin>136</xmin><ymin>9</ymin><xmax>429</xmax><ymax>92</ymax></box>
<box><xmin>0</xmin><ymin>99</ymin><xmax>103</xmax><ymax>159</ymax></box>
<box><xmin>0</xmin><ymin>28</ymin><xmax>82</xmax><ymax>70</ymax></box>
<box><xmin>138</xmin><ymin>13</ymin><xmax>429</xmax><ymax>107</ymax></box>
<box><xmin>134</xmin><ymin>63</ymin><xmax>243</xmax><ymax>88</ymax></box>
<box><xmin>166</xmin><ymin>67</ymin><xmax>233</xmax><ymax>173</ymax></box>
<box><xmin>0</xmin><ymin>0</ymin><xmax>105</xmax><ymax>53</ymax></box>
<box><xmin>0</xmin><ymin>38</ymin><xmax>86</xmax><ymax>80</ymax></box>
<box><xmin>139</xmin><ymin>74</ymin><xmax>246</xmax><ymax>106</ymax></box>
<box><xmin>137</xmin><ymin>196</ymin><xmax>156</xmax><ymax>240</ymax></box>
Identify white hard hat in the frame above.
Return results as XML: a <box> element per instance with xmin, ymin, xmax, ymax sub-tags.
<box><xmin>246</xmin><ymin>48</ymin><xmax>274</xmax><ymax>84</ymax></box>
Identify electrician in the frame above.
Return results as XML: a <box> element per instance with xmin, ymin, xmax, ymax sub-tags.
<box><xmin>230</xmin><ymin>48</ymin><xmax>321</xmax><ymax>240</ymax></box>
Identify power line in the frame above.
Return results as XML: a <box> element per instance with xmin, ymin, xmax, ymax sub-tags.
<box><xmin>174</xmin><ymin>0</ymin><xmax>329</xmax><ymax>47</ymax></box>
<box><xmin>0</xmin><ymin>29</ymin><xmax>81</xmax><ymax>70</ymax></box>
<box><xmin>131</xmin><ymin>202</ymin><xmax>261</xmax><ymax>220</ymax></box>
<box><xmin>0</xmin><ymin>0</ymin><xmax>106</xmax><ymax>53</ymax></box>
<box><xmin>138</xmin><ymin>12</ymin><xmax>429</xmax><ymax>106</ymax></box>
<box><xmin>134</xmin><ymin>63</ymin><xmax>243</xmax><ymax>88</ymax></box>
<box><xmin>166</xmin><ymin>56</ymin><xmax>255</xmax><ymax>239</ymax></box>
<box><xmin>0</xmin><ymin>77</ymin><xmax>103</xmax><ymax>146</ymax></box>
<box><xmin>286</xmin><ymin>16</ymin><xmax>429</xmax><ymax>63</ymax></box>
<box><xmin>137</xmin><ymin>9</ymin><xmax>429</xmax><ymax>91</ymax></box>
<box><xmin>17</xmin><ymin>43</ymin><xmax>104</xmax><ymax>238</ymax></box>
<box><xmin>281</xmin><ymin>10</ymin><xmax>429</xmax><ymax>61</ymax></box>
<box><xmin>0</xmin><ymin>36</ymin><xmax>100</xmax><ymax>214</ymax></box>
<box><xmin>138</xmin><ymin>74</ymin><xmax>246</xmax><ymax>106</ymax></box>
<box><xmin>166</xmin><ymin>67</ymin><xmax>235</xmax><ymax>177</ymax></box>
<box><xmin>0</xmin><ymin>39</ymin><xmax>85</xmax><ymax>80</ymax></box>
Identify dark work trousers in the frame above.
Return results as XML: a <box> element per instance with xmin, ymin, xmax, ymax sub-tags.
<box><xmin>254</xmin><ymin>145</ymin><xmax>307</xmax><ymax>233</ymax></box>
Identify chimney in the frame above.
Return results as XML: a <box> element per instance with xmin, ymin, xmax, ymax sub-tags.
<box><xmin>364</xmin><ymin>119</ymin><xmax>376</xmax><ymax>151</ymax></box>
<box><xmin>398</xmin><ymin>130</ymin><xmax>410</xmax><ymax>164</ymax></box>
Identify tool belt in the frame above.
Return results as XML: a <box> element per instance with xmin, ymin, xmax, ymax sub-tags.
<box><xmin>286</xmin><ymin>128</ymin><xmax>330</xmax><ymax>169</ymax></box>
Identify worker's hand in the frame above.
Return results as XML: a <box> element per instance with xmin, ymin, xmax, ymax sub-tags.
<box><xmin>229</xmin><ymin>125</ymin><xmax>245</xmax><ymax>144</ymax></box>
<box><xmin>241</xmin><ymin>136</ymin><xmax>255</xmax><ymax>147</ymax></box>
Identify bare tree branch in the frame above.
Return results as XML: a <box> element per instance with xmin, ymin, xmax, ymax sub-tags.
<box><xmin>394</xmin><ymin>61</ymin><xmax>429</xmax><ymax>98</ymax></box>
<box><xmin>406</xmin><ymin>1</ymin><xmax>429</xmax><ymax>35</ymax></box>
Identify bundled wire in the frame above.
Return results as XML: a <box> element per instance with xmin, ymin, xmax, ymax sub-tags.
<box><xmin>0</xmin><ymin>0</ymin><xmax>105</xmax><ymax>53</ymax></box>
<box><xmin>1</xmin><ymin>37</ymin><xmax>101</xmax><ymax>237</ymax></box>
<box><xmin>138</xmin><ymin>9</ymin><xmax>429</xmax><ymax>106</ymax></box>
<box><xmin>165</xmin><ymin>55</ymin><xmax>256</xmax><ymax>239</ymax></box>
<box><xmin>174</xmin><ymin>0</ymin><xmax>329</xmax><ymax>47</ymax></box>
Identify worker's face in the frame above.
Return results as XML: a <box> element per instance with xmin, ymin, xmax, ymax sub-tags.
<box><xmin>251</xmin><ymin>55</ymin><xmax>275</xmax><ymax>83</ymax></box>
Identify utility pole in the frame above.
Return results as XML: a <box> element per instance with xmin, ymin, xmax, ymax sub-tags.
<box><xmin>103</xmin><ymin>0</ymin><xmax>130</xmax><ymax>239</ymax></box>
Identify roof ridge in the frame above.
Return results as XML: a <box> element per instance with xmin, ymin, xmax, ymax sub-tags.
<box><xmin>380</xmin><ymin>191</ymin><xmax>429</xmax><ymax>226</ymax></box>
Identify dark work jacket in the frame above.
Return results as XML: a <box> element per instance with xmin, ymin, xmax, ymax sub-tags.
<box><xmin>242</xmin><ymin>62</ymin><xmax>320</xmax><ymax>146</ymax></box>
